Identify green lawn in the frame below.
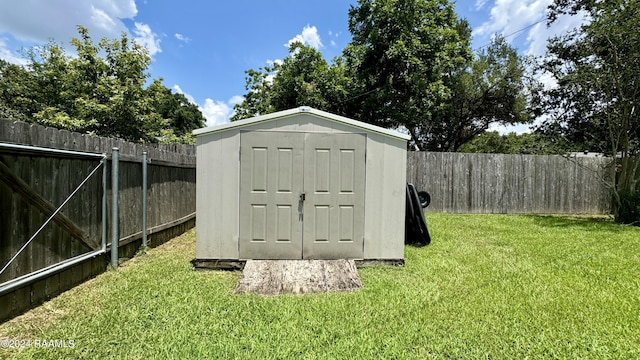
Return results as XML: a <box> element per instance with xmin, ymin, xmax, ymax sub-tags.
<box><xmin>1</xmin><ymin>214</ymin><xmax>639</xmax><ymax>359</ymax></box>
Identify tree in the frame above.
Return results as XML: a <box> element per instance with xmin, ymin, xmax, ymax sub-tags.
<box><xmin>0</xmin><ymin>26</ymin><xmax>205</xmax><ymax>143</ymax></box>
<box><xmin>146</xmin><ymin>79</ymin><xmax>205</xmax><ymax>139</ymax></box>
<box><xmin>232</xmin><ymin>42</ymin><xmax>355</xmax><ymax>121</ymax></box>
<box><xmin>547</xmin><ymin>0</ymin><xmax>595</xmax><ymax>22</ymax></box>
<box><xmin>424</xmin><ymin>36</ymin><xmax>533</xmax><ymax>151</ymax></box>
<box><xmin>458</xmin><ymin>131</ymin><xmax>571</xmax><ymax>155</ymax></box>
<box><xmin>344</xmin><ymin>0</ymin><xmax>535</xmax><ymax>151</ymax></box>
<box><xmin>540</xmin><ymin>0</ymin><xmax>640</xmax><ymax>223</ymax></box>
<box><xmin>345</xmin><ymin>0</ymin><xmax>471</xmax><ymax>149</ymax></box>
<box><xmin>231</xmin><ymin>66</ymin><xmax>276</xmax><ymax>120</ymax></box>
<box><xmin>0</xmin><ymin>59</ymin><xmax>37</xmax><ymax>121</ymax></box>
<box><xmin>270</xmin><ymin>42</ymin><xmax>331</xmax><ymax>111</ymax></box>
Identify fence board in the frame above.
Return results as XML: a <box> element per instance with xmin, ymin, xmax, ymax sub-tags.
<box><xmin>0</xmin><ymin>159</ymin><xmax>99</xmax><ymax>250</ymax></box>
<box><xmin>407</xmin><ymin>152</ymin><xmax>612</xmax><ymax>214</ymax></box>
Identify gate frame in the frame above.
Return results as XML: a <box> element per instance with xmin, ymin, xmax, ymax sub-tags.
<box><xmin>0</xmin><ymin>142</ymin><xmax>108</xmax><ymax>296</ymax></box>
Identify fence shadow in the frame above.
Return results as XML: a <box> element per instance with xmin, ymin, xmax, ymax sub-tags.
<box><xmin>525</xmin><ymin>214</ymin><xmax>627</xmax><ymax>233</ymax></box>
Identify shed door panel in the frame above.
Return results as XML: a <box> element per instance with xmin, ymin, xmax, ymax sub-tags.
<box><xmin>303</xmin><ymin>133</ymin><xmax>366</xmax><ymax>259</ymax></box>
<box><xmin>239</xmin><ymin>132</ymin><xmax>304</xmax><ymax>259</ymax></box>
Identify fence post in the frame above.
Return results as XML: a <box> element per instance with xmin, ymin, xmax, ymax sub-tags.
<box><xmin>142</xmin><ymin>151</ymin><xmax>148</xmax><ymax>248</ymax></box>
<box><xmin>111</xmin><ymin>148</ymin><xmax>119</xmax><ymax>268</ymax></box>
<box><xmin>102</xmin><ymin>155</ymin><xmax>107</xmax><ymax>252</ymax></box>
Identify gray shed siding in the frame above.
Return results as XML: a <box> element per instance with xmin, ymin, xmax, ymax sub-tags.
<box><xmin>195</xmin><ymin>109</ymin><xmax>407</xmax><ymax>261</ymax></box>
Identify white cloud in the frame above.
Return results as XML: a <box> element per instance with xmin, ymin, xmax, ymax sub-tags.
<box><xmin>524</xmin><ymin>12</ymin><xmax>586</xmax><ymax>56</ymax></box>
<box><xmin>474</xmin><ymin>0</ymin><xmax>549</xmax><ymax>41</ymax></box>
<box><xmin>0</xmin><ymin>0</ymin><xmax>136</xmax><ymax>43</ymax></box>
<box><xmin>229</xmin><ymin>95</ymin><xmax>244</xmax><ymax>105</ymax></box>
<box><xmin>92</xmin><ymin>0</ymin><xmax>137</xmax><ymax>18</ymax></box>
<box><xmin>0</xmin><ymin>0</ymin><xmax>162</xmax><ymax>61</ymax></box>
<box><xmin>266</xmin><ymin>59</ymin><xmax>283</xmax><ymax>67</ymax></box>
<box><xmin>264</xmin><ymin>59</ymin><xmax>282</xmax><ymax>84</ymax></box>
<box><xmin>175</xmin><ymin>33</ymin><xmax>190</xmax><ymax>43</ymax></box>
<box><xmin>470</xmin><ymin>0</ymin><xmax>591</xmax><ymax>136</ymax></box>
<box><xmin>173</xmin><ymin>85</ymin><xmax>238</xmax><ymax>126</ymax></box>
<box><xmin>473</xmin><ymin>0</ymin><xmax>587</xmax><ymax>57</ymax></box>
<box><xmin>172</xmin><ymin>84</ymin><xmax>184</xmax><ymax>93</ymax></box>
<box><xmin>91</xmin><ymin>6</ymin><xmax>118</xmax><ymax>32</ymax></box>
<box><xmin>475</xmin><ymin>0</ymin><xmax>488</xmax><ymax>10</ymax></box>
<box><xmin>536</xmin><ymin>71</ymin><xmax>557</xmax><ymax>90</ymax></box>
<box><xmin>286</xmin><ymin>25</ymin><xmax>323</xmax><ymax>49</ymax></box>
<box><xmin>132</xmin><ymin>22</ymin><xmax>161</xmax><ymax>56</ymax></box>
<box><xmin>488</xmin><ymin>122</ymin><xmax>534</xmax><ymax>135</ymax></box>
<box><xmin>172</xmin><ymin>84</ymin><xmax>197</xmax><ymax>104</ymax></box>
<box><xmin>201</xmin><ymin>98</ymin><xmax>234</xmax><ymax>127</ymax></box>
<box><xmin>0</xmin><ymin>38</ymin><xmax>27</xmax><ymax>65</ymax></box>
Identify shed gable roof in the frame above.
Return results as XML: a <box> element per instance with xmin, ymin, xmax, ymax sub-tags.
<box><xmin>193</xmin><ymin>107</ymin><xmax>411</xmax><ymax>141</ymax></box>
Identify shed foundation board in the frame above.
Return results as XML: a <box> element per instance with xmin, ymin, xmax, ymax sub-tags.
<box><xmin>191</xmin><ymin>258</ymin><xmax>404</xmax><ymax>269</ymax></box>
<box><xmin>234</xmin><ymin>259</ymin><xmax>362</xmax><ymax>295</ymax></box>
<box><xmin>191</xmin><ymin>259</ymin><xmax>246</xmax><ymax>271</ymax></box>
<box><xmin>354</xmin><ymin>259</ymin><xmax>405</xmax><ymax>267</ymax></box>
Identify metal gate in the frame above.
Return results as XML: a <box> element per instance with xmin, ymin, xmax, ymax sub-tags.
<box><xmin>0</xmin><ymin>143</ymin><xmax>107</xmax><ymax>295</ymax></box>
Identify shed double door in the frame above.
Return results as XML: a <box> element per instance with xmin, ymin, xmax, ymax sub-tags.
<box><xmin>239</xmin><ymin>131</ymin><xmax>365</xmax><ymax>259</ymax></box>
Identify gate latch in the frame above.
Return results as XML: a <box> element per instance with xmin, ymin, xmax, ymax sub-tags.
<box><xmin>299</xmin><ymin>192</ymin><xmax>306</xmax><ymax>202</ymax></box>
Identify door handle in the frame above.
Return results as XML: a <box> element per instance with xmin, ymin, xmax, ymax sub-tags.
<box><xmin>300</xmin><ymin>192</ymin><xmax>306</xmax><ymax>202</ymax></box>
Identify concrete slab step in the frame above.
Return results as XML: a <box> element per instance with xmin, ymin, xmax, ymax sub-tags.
<box><xmin>235</xmin><ymin>259</ymin><xmax>362</xmax><ymax>295</ymax></box>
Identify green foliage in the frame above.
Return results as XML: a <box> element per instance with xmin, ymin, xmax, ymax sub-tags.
<box><xmin>540</xmin><ymin>0</ymin><xmax>640</xmax><ymax>221</ymax></box>
<box><xmin>547</xmin><ymin>0</ymin><xmax>597</xmax><ymax>22</ymax></box>
<box><xmin>232</xmin><ymin>43</ymin><xmax>355</xmax><ymax>121</ymax></box>
<box><xmin>270</xmin><ymin>43</ymin><xmax>332</xmax><ymax>110</ymax></box>
<box><xmin>0</xmin><ymin>59</ymin><xmax>38</xmax><ymax>122</ymax></box>
<box><xmin>425</xmin><ymin>36</ymin><xmax>534</xmax><ymax>151</ymax></box>
<box><xmin>345</xmin><ymin>0</ymin><xmax>472</xmax><ymax>147</ymax></box>
<box><xmin>459</xmin><ymin>130</ymin><xmax>573</xmax><ymax>155</ymax></box>
<box><xmin>615</xmin><ymin>189</ymin><xmax>640</xmax><ymax>226</ymax></box>
<box><xmin>232</xmin><ymin>67</ymin><xmax>275</xmax><ymax>120</ymax></box>
<box><xmin>2</xmin><ymin>215</ymin><xmax>640</xmax><ymax>358</ymax></box>
<box><xmin>0</xmin><ymin>26</ymin><xmax>205</xmax><ymax>143</ymax></box>
<box><xmin>146</xmin><ymin>79</ymin><xmax>205</xmax><ymax>141</ymax></box>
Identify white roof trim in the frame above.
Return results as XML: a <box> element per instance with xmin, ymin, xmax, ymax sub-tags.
<box><xmin>193</xmin><ymin>107</ymin><xmax>411</xmax><ymax>140</ymax></box>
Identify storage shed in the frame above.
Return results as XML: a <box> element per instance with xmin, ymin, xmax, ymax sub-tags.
<box><xmin>193</xmin><ymin>107</ymin><xmax>409</xmax><ymax>266</ymax></box>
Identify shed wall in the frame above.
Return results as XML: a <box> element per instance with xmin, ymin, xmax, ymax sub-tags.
<box><xmin>363</xmin><ymin>133</ymin><xmax>407</xmax><ymax>259</ymax></box>
<box><xmin>195</xmin><ymin>113</ymin><xmax>407</xmax><ymax>260</ymax></box>
<box><xmin>195</xmin><ymin>130</ymin><xmax>240</xmax><ymax>259</ymax></box>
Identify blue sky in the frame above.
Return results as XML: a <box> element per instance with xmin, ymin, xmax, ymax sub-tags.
<box><xmin>0</xmin><ymin>1</ymin><xmax>585</xmax><ymax>129</ymax></box>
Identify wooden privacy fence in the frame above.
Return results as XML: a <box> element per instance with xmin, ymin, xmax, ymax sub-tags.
<box><xmin>0</xmin><ymin>119</ymin><xmax>195</xmax><ymax>321</ymax></box>
<box><xmin>407</xmin><ymin>152</ymin><xmax>613</xmax><ymax>214</ymax></box>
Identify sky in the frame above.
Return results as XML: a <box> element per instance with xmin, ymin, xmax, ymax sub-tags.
<box><xmin>0</xmin><ymin>0</ymin><xmax>587</xmax><ymax>132</ymax></box>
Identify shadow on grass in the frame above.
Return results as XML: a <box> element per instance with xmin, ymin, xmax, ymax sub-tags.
<box><xmin>406</xmin><ymin>242</ymin><xmax>430</xmax><ymax>248</ymax></box>
<box><xmin>525</xmin><ymin>214</ymin><xmax>628</xmax><ymax>233</ymax></box>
